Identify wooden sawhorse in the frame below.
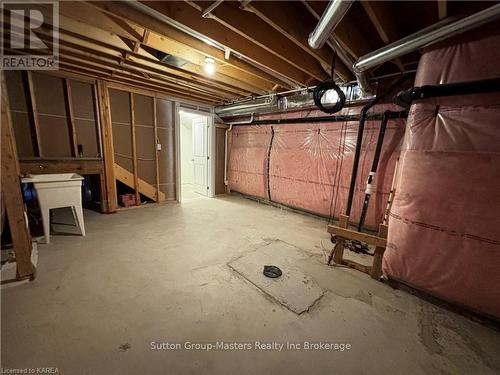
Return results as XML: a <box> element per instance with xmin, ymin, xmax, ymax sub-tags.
<box><xmin>326</xmin><ymin>215</ymin><xmax>388</xmax><ymax>280</ymax></box>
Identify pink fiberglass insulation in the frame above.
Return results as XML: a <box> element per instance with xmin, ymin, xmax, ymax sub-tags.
<box><xmin>229</xmin><ymin>105</ymin><xmax>405</xmax><ymax>229</ymax></box>
<box><xmin>383</xmin><ymin>24</ymin><xmax>500</xmax><ymax>318</ymax></box>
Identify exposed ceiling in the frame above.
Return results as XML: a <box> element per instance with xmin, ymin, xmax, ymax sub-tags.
<box><xmin>4</xmin><ymin>1</ymin><xmax>494</xmax><ymax>104</ymax></box>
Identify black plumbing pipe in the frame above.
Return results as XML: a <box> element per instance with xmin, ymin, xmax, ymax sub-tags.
<box><xmin>232</xmin><ymin>111</ymin><xmax>407</xmax><ymax>126</ymax></box>
<box><xmin>357</xmin><ymin>110</ymin><xmax>392</xmax><ymax>232</ymax></box>
<box><xmin>345</xmin><ymin>75</ymin><xmax>412</xmax><ymax>217</ymax></box>
<box><xmin>395</xmin><ymin>77</ymin><xmax>500</xmax><ymax>107</ymax></box>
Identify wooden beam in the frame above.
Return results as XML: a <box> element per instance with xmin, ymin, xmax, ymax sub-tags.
<box><xmin>1</xmin><ymin>75</ymin><xmax>36</xmax><ymax>280</ymax></box>
<box><xmin>60</xmin><ymin>61</ymin><xmax>219</xmax><ymax>105</ymax></box>
<box><xmin>303</xmin><ymin>1</ymin><xmax>373</xmax><ymax>59</ymax></box>
<box><xmin>59</xmin><ymin>1</ymin><xmax>145</xmax><ymax>41</ymax></box>
<box><xmin>332</xmin><ymin>215</ymin><xmax>349</xmax><ymax>264</ymax></box>
<box><xmin>438</xmin><ymin>0</ymin><xmax>447</xmax><ymax>20</ymax></box>
<box><xmin>59</xmin><ymin>55</ymin><xmax>225</xmax><ymax>103</ymax></box>
<box><xmin>130</xmin><ymin>93</ymin><xmax>140</xmax><ymax>205</ymax></box>
<box><xmin>104</xmin><ymin>12</ymin><xmax>143</xmax><ymax>42</ymax></box>
<box><xmin>246</xmin><ymin>1</ymin><xmax>352</xmax><ymax>81</ymax></box>
<box><xmin>141</xmin><ymin>1</ymin><xmax>312</xmax><ymax>85</ymax></box>
<box><xmin>27</xmin><ymin>5</ymin><xmax>271</xmax><ymax>96</ymax></box>
<box><xmin>93</xmin><ymin>84</ymin><xmax>104</xmax><ymax>158</ymax></box>
<box><xmin>64</xmin><ymin>79</ymin><xmax>79</xmax><ymax>157</ymax></box>
<box><xmin>19</xmin><ymin>159</ymin><xmax>103</xmax><ymax>175</ymax></box>
<box><xmin>360</xmin><ymin>1</ymin><xmax>405</xmax><ymax>71</ymax></box>
<box><xmin>370</xmin><ymin>223</ymin><xmax>388</xmax><ymax>280</ymax></box>
<box><xmin>327</xmin><ymin>225</ymin><xmax>387</xmax><ymax>248</ymax></box>
<box><xmin>30</xmin><ymin>21</ymin><xmax>249</xmax><ymax>99</ymax></box>
<box><xmin>25</xmin><ymin>71</ymin><xmax>42</xmax><ymax>157</ymax></box>
<box><xmin>96</xmin><ymin>80</ymin><xmax>118</xmax><ymax>212</ymax></box>
<box><xmin>153</xmin><ymin>97</ymin><xmax>161</xmax><ymax>202</ymax></box>
<box><xmin>87</xmin><ymin>1</ymin><xmax>288</xmax><ymax>89</ymax></box>
<box><xmin>56</xmin><ymin>45</ymin><xmax>235</xmax><ymax>100</ymax></box>
<box><xmin>189</xmin><ymin>1</ymin><xmax>330</xmax><ymax>82</ymax></box>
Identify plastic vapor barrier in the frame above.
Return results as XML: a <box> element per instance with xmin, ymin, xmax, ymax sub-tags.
<box><xmin>383</xmin><ymin>24</ymin><xmax>500</xmax><ymax>318</ymax></box>
<box><xmin>229</xmin><ymin>105</ymin><xmax>405</xmax><ymax>229</ymax></box>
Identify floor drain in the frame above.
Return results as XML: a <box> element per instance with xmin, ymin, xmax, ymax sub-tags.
<box><xmin>263</xmin><ymin>265</ymin><xmax>282</xmax><ymax>278</ymax></box>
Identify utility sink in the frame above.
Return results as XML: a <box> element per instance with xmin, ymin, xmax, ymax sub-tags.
<box><xmin>22</xmin><ymin>173</ymin><xmax>83</xmax><ymax>184</ymax></box>
<box><xmin>22</xmin><ymin>173</ymin><xmax>85</xmax><ymax>244</ymax></box>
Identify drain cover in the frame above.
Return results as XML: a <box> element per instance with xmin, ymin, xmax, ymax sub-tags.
<box><xmin>263</xmin><ymin>265</ymin><xmax>282</xmax><ymax>278</ymax></box>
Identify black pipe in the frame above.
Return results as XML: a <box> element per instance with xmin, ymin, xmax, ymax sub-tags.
<box><xmin>357</xmin><ymin>110</ymin><xmax>392</xmax><ymax>232</ymax></box>
<box><xmin>266</xmin><ymin>126</ymin><xmax>275</xmax><ymax>200</ymax></box>
<box><xmin>345</xmin><ymin>75</ymin><xmax>412</xmax><ymax>217</ymax></box>
<box><xmin>234</xmin><ymin>111</ymin><xmax>407</xmax><ymax>126</ymax></box>
<box><xmin>395</xmin><ymin>77</ymin><xmax>500</xmax><ymax>107</ymax></box>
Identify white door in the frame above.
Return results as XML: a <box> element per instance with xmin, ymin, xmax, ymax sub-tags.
<box><xmin>192</xmin><ymin>117</ymin><xmax>209</xmax><ymax>196</ymax></box>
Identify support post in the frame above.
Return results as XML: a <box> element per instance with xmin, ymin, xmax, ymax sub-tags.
<box><xmin>153</xmin><ymin>97</ymin><xmax>160</xmax><ymax>202</ymax></box>
<box><xmin>96</xmin><ymin>80</ymin><xmax>117</xmax><ymax>213</ymax></box>
<box><xmin>370</xmin><ymin>223</ymin><xmax>388</xmax><ymax>280</ymax></box>
<box><xmin>1</xmin><ymin>76</ymin><xmax>36</xmax><ymax>280</ymax></box>
<box><xmin>130</xmin><ymin>92</ymin><xmax>140</xmax><ymax>205</ymax></box>
<box><xmin>329</xmin><ymin>214</ymin><xmax>349</xmax><ymax>265</ymax></box>
<box><xmin>64</xmin><ymin>78</ymin><xmax>79</xmax><ymax>157</ymax></box>
<box><xmin>26</xmin><ymin>71</ymin><xmax>42</xmax><ymax>157</ymax></box>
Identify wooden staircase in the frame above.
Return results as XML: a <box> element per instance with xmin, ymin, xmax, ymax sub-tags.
<box><xmin>113</xmin><ymin>163</ymin><xmax>165</xmax><ymax>202</ymax></box>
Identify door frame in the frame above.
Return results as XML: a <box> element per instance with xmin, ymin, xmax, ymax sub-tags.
<box><xmin>174</xmin><ymin>103</ymin><xmax>215</xmax><ymax>202</ymax></box>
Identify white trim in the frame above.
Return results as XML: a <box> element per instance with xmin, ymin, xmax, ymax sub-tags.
<box><xmin>174</xmin><ymin>102</ymin><xmax>181</xmax><ymax>203</ymax></box>
<box><xmin>175</xmin><ymin>104</ymin><xmax>215</xmax><ymax>201</ymax></box>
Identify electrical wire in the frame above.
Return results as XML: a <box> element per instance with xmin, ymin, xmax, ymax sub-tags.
<box><xmin>313</xmin><ymin>53</ymin><xmax>346</xmax><ymax>114</ymax></box>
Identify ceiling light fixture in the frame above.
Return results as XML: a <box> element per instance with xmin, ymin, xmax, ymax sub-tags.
<box><xmin>204</xmin><ymin>57</ymin><xmax>216</xmax><ymax>75</ymax></box>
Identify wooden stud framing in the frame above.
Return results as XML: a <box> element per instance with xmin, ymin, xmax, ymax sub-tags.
<box><xmin>153</xmin><ymin>97</ymin><xmax>160</xmax><ymax>203</ymax></box>
<box><xmin>64</xmin><ymin>78</ymin><xmax>79</xmax><ymax>157</ymax></box>
<box><xmin>129</xmin><ymin>92</ymin><xmax>140</xmax><ymax>206</ymax></box>
<box><xmin>1</xmin><ymin>76</ymin><xmax>36</xmax><ymax>280</ymax></box>
<box><xmin>97</xmin><ymin>80</ymin><xmax>117</xmax><ymax>213</ymax></box>
<box><xmin>371</xmin><ymin>224</ymin><xmax>389</xmax><ymax>280</ymax></box>
<box><xmin>328</xmin><ymin>223</ymin><xmax>388</xmax><ymax>249</ymax></box>
<box><xmin>93</xmin><ymin>83</ymin><xmax>104</xmax><ymax>158</ymax></box>
<box><xmin>327</xmin><ymin>215</ymin><xmax>389</xmax><ymax>280</ymax></box>
<box><xmin>25</xmin><ymin>71</ymin><xmax>42</xmax><ymax>157</ymax></box>
<box><xmin>332</xmin><ymin>214</ymin><xmax>349</xmax><ymax>264</ymax></box>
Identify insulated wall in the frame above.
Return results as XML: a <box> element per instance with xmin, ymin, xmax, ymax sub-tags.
<box><xmin>229</xmin><ymin>105</ymin><xmax>405</xmax><ymax>228</ymax></box>
<box><xmin>383</xmin><ymin>24</ymin><xmax>500</xmax><ymax>318</ymax></box>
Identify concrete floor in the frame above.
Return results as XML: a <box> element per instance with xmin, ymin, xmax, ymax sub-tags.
<box><xmin>2</xmin><ymin>195</ymin><xmax>500</xmax><ymax>374</ymax></box>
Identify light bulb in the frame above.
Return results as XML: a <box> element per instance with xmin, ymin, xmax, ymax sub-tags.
<box><xmin>204</xmin><ymin>57</ymin><xmax>215</xmax><ymax>75</ymax></box>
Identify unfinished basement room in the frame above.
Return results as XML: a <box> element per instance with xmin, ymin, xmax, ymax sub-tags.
<box><xmin>1</xmin><ymin>1</ymin><xmax>500</xmax><ymax>374</ymax></box>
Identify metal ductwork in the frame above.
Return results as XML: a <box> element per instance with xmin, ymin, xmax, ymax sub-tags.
<box><xmin>215</xmin><ymin>85</ymin><xmax>364</xmax><ymax>118</ymax></box>
<box><xmin>354</xmin><ymin>3</ymin><xmax>500</xmax><ymax>96</ymax></box>
<box><xmin>216</xmin><ymin>95</ymin><xmax>278</xmax><ymax>117</ymax></box>
<box><xmin>308</xmin><ymin>0</ymin><xmax>354</xmax><ymax>50</ymax></box>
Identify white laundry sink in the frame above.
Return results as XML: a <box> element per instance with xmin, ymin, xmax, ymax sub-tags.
<box><xmin>22</xmin><ymin>173</ymin><xmax>83</xmax><ymax>184</ymax></box>
<box><xmin>22</xmin><ymin>173</ymin><xmax>85</xmax><ymax>244</ymax></box>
